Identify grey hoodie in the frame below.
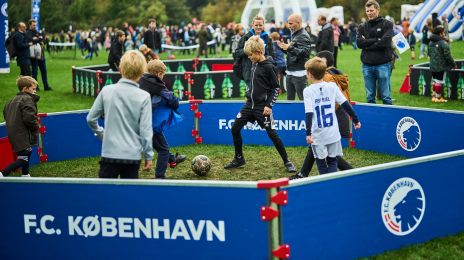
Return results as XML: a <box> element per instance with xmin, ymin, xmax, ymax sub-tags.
<box><xmin>87</xmin><ymin>78</ymin><xmax>154</xmax><ymax>161</ymax></box>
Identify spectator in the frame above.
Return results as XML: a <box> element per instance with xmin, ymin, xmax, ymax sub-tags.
<box><xmin>25</xmin><ymin>19</ymin><xmax>52</xmax><ymax>91</ymax></box>
<box><xmin>144</xmin><ymin>19</ymin><xmax>162</xmax><ymax>54</ymax></box>
<box><xmin>420</xmin><ymin>18</ymin><xmax>432</xmax><ymax>59</ymax></box>
<box><xmin>87</xmin><ymin>50</ymin><xmax>154</xmax><ymax>179</ymax></box>
<box><xmin>331</xmin><ymin>17</ymin><xmax>341</xmax><ymax>67</ymax></box>
<box><xmin>441</xmin><ymin>14</ymin><xmax>450</xmax><ymax>41</ymax></box>
<box><xmin>316</xmin><ymin>15</ymin><xmax>334</xmax><ymax>53</ymax></box>
<box><xmin>431</xmin><ymin>13</ymin><xmax>442</xmax><ymax>31</ymax></box>
<box><xmin>428</xmin><ymin>26</ymin><xmax>456</xmax><ymax>103</ymax></box>
<box><xmin>13</xmin><ymin>22</ymin><xmax>32</xmax><ymax>76</ymax></box>
<box><xmin>1</xmin><ymin>76</ymin><xmax>40</xmax><ymax>177</ymax></box>
<box><xmin>197</xmin><ymin>24</ymin><xmax>209</xmax><ymax>58</ymax></box>
<box><xmin>407</xmin><ymin>28</ymin><xmax>416</xmax><ymax>60</ymax></box>
<box><xmin>356</xmin><ymin>0</ymin><xmax>394</xmax><ymax>105</ymax></box>
<box><xmin>230</xmin><ymin>24</ymin><xmax>244</xmax><ymax>54</ymax></box>
<box><xmin>234</xmin><ymin>15</ymin><xmax>275</xmax><ymax>85</ymax></box>
<box><xmin>108</xmin><ymin>30</ymin><xmax>125</xmax><ymax>71</ymax></box>
<box><xmin>277</xmin><ymin>13</ymin><xmax>311</xmax><ymax>100</ymax></box>
<box><xmin>349</xmin><ymin>18</ymin><xmax>358</xmax><ymax>49</ymax></box>
<box><xmin>270</xmin><ymin>32</ymin><xmax>286</xmax><ymax>88</ymax></box>
<box><xmin>305</xmin><ymin>25</ymin><xmax>318</xmax><ymax>57</ymax></box>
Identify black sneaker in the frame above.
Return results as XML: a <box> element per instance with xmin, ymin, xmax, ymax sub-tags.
<box><xmin>289</xmin><ymin>172</ymin><xmax>306</xmax><ymax>180</ymax></box>
<box><xmin>284</xmin><ymin>161</ymin><xmax>297</xmax><ymax>173</ymax></box>
<box><xmin>224</xmin><ymin>157</ymin><xmax>245</xmax><ymax>169</ymax></box>
<box><xmin>174</xmin><ymin>153</ymin><xmax>187</xmax><ymax>164</ymax></box>
<box><xmin>44</xmin><ymin>86</ymin><xmax>52</xmax><ymax>91</ymax></box>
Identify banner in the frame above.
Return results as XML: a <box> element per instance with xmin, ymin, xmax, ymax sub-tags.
<box><xmin>0</xmin><ymin>0</ymin><xmax>9</xmax><ymax>73</ymax></box>
<box><xmin>392</xmin><ymin>32</ymin><xmax>410</xmax><ymax>54</ymax></box>
<box><xmin>31</xmin><ymin>0</ymin><xmax>40</xmax><ymax>31</ymax></box>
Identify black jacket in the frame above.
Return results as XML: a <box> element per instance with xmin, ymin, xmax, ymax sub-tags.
<box><xmin>282</xmin><ymin>28</ymin><xmax>311</xmax><ymax>71</ymax></box>
<box><xmin>428</xmin><ymin>34</ymin><xmax>455</xmax><ymax>72</ymax></box>
<box><xmin>143</xmin><ymin>29</ymin><xmax>161</xmax><ymax>51</ymax></box>
<box><xmin>13</xmin><ymin>31</ymin><xmax>30</xmax><ymax>66</ymax></box>
<box><xmin>356</xmin><ymin>17</ymin><xmax>394</xmax><ymax>66</ymax></box>
<box><xmin>108</xmin><ymin>39</ymin><xmax>124</xmax><ymax>68</ymax></box>
<box><xmin>233</xmin><ymin>30</ymin><xmax>275</xmax><ymax>82</ymax></box>
<box><xmin>3</xmin><ymin>92</ymin><xmax>40</xmax><ymax>152</ymax></box>
<box><xmin>316</xmin><ymin>23</ymin><xmax>334</xmax><ymax>53</ymax></box>
<box><xmin>246</xmin><ymin>58</ymin><xmax>279</xmax><ymax>109</ymax></box>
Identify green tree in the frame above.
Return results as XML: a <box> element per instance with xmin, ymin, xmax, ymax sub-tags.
<box><xmin>161</xmin><ymin>0</ymin><xmax>191</xmax><ymax>25</ymax></box>
<box><xmin>201</xmin><ymin>0</ymin><xmax>247</xmax><ymax>25</ymax></box>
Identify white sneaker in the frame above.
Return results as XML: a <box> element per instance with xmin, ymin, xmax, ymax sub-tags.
<box><xmin>22</xmin><ymin>174</ymin><xmax>31</xmax><ymax>177</ymax></box>
<box><xmin>0</xmin><ymin>172</ymin><xmax>4</xmax><ymax>177</ymax></box>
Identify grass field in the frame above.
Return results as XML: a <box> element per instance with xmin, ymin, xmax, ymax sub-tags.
<box><xmin>1</xmin><ymin>43</ymin><xmax>464</xmax><ymax>258</ymax></box>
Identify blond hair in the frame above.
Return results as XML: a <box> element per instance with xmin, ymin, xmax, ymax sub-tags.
<box><xmin>365</xmin><ymin>0</ymin><xmax>380</xmax><ymax>9</ymax></box>
<box><xmin>147</xmin><ymin>59</ymin><xmax>166</xmax><ymax>76</ymax></box>
<box><xmin>253</xmin><ymin>14</ymin><xmax>265</xmax><ymax>23</ymax></box>
<box><xmin>270</xmin><ymin>32</ymin><xmax>280</xmax><ymax>41</ymax></box>
<box><xmin>119</xmin><ymin>50</ymin><xmax>147</xmax><ymax>81</ymax></box>
<box><xmin>244</xmin><ymin>35</ymin><xmax>264</xmax><ymax>56</ymax></box>
<box><xmin>16</xmin><ymin>76</ymin><xmax>38</xmax><ymax>91</ymax></box>
<box><xmin>304</xmin><ymin>57</ymin><xmax>327</xmax><ymax>80</ymax></box>
<box><xmin>234</xmin><ymin>24</ymin><xmax>244</xmax><ymax>34</ymax></box>
<box><xmin>139</xmin><ymin>44</ymin><xmax>148</xmax><ymax>52</ymax></box>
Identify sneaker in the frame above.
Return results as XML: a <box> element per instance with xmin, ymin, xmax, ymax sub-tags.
<box><xmin>224</xmin><ymin>156</ymin><xmax>245</xmax><ymax>169</ymax></box>
<box><xmin>432</xmin><ymin>97</ymin><xmax>438</xmax><ymax>102</ymax></box>
<box><xmin>0</xmin><ymin>172</ymin><xmax>3</xmax><ymax>177</ymax></box>
<box><xmin>437</xmin><ymin>97</ymin><xmax>448</xmax><ymax>103</ymax></box>
<box><xmin>22</xmin><ymin>174</ymin><xmax>31</xmax><ymax>177</ymax></box>
<box><xmin>289</xmin><ymin>172</ymin><xmax>306</xmax><ymax>180</ymax></box>
<box><xmin>284</xmin><ymin>161</ymin><xmax>297</xmax><ymax>173</ymax></box>
<box><xmin>169</xmin><ymin>153</ymin><xmax>187</xmax><ymax>168</ymax></box>
<box><xmin>44</xmin><ymin>86</ymin><xmax>52</xmax><ymax>91</ymax></box>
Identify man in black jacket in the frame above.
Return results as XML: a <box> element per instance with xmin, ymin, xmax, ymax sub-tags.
<box><xmin>278</xmin><ymin>14</ymin><xmax>311</xmax><ymax>100</ymax></box>
<box><xmin>143</xmin><ymin>19</ymin><xmax>162</xmax><ymax>54</ymax></box>
<box><xmin>1</xmin><ymin>76</ymin><xmax>40</xmax><ymax>177</ymax></box>
<box><xmin>108</xmin><ymin>30</ymin><xmax>125</xmax><ymax>71</ymax></box>
<box><xmin>225</xmin><ymin>36</ymin><xmax>296</xmax><ymax>173</ymax></box>
<box><xmin>13</xmin><ymin>22</ymin><xmax>32</xmax><ymax>76</ymax></box>
<box><xmin>316</xmin><ymin>15</ymin><xmax>334</xmax><ymax>53</ymax></box>
<box><xmin>356</xmin><ymin>0</ymin><xmax>393</xmax><ymax>105</ymax></box>
<box><xmin>26</xmin><ymin>19</ymin><xmax>52</xmax><ymax>91</ymax></box>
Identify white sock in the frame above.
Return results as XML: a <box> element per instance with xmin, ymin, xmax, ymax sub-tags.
<box><xmin>22</xmin><ymin>174</ymin><xmax>31</xmax><ymax>177</ymax></box>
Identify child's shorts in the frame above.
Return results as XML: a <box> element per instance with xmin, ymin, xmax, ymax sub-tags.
<box><xmin>311</xmin><ymin>141</ymin><xmax>343</xmax><ymax>159</ymax></box>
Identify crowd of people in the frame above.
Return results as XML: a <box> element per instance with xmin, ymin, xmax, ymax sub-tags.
<box><xmin>3</xmin><ymin>0</ymin><xmax>458</xmax><ymax>179</ymax></box>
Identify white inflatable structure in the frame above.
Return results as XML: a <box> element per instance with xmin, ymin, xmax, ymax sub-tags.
<box><xmin>240</xmin><ymin>0</ymin><xmax>343</xmax><ymax>31</ymax></box>
<box><xmin>409</xmin><ymin>0</ymin><xmax>464</xmax><ymax>40</ymax></box>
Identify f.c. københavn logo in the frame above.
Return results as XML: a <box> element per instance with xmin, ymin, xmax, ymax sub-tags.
<box><xmin>381</xmin><ymin>177</ymin><xmax>425</xmax><ymax>236</ymax></box>
<box><xmin>396</xmin><ymin>117</ymin><xmax>421</xmax><ymax>151</ymax></box>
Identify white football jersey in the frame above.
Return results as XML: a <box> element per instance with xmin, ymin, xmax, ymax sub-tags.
<box><xmin>303</xmin><ymin>81</ymin><xmax>347</xmax><ymax>145</ymax></box>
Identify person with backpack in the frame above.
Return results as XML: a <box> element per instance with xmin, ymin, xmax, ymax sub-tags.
<box><xmin>290</xmin><ymin>51</ymin><xmax>355</xmax><ymax>179</ymax></box>
<box><xmin>13</xmin><ymin>22</ymin><xmax>32</xmax><ymax>76</ymax></box>
<box><xmin>26</xmin><ymin>19</ymin><xmax>52</xmax><ymax>91</ymax></box>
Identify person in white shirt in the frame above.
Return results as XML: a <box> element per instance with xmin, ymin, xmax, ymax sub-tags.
<box><xmin>302</xmin><ymin>57</ymin><xmax>361</xmax><ymax>174</ymax></box>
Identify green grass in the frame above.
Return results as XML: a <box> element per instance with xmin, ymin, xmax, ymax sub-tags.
<box><xmin>1</xmin><ymin>42</ymin><xmax>463</xmax><ymax>116</ymax></box>
<box><xmin>1</xmin><ymin>43</ymin><xmax>464</xmax><ymax>258</ymax></box>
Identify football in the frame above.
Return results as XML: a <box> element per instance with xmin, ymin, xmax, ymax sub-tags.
<box><xmin>191</xmin><ymin>155</ymin><xmax>212</xmax><ymax>176</ymax></box>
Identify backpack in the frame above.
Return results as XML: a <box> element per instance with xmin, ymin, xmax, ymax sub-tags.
<box><xmin>327</xmin><ymin>67</ymin><xmax>350</xmax><ymax>101</ymax></box>
<box><xmin>5</xmin><ymin>33</ymin><xmax>16</xmax><ymax>59</ymax></box>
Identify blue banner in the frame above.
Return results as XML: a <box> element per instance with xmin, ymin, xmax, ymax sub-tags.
<box><xmin>283</xmin><ymin>151</ymin><xmax>464</xmax><ymax>259</ymax></box>
<box><xmin>31</xmin><ymin>0</ymin><xmax>40</xmax><ymax>31</ymax></box>
<box><xmin>0</xmin><ymin>180</ymin><xmax>269</xmax><ymax>259</ymax></box>
<box><xmin>0</xmin><ymin>0</ymin><xmax>9</xmax><ymax>73</ymax></box>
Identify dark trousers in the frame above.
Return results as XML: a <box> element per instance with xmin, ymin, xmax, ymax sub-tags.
<box><xmin>1</xmin><ymin>149</ymin><xmax>32</xmax><ymax>176</ymax></box>
<box><xmin>333</xmin><ymin>46</ymin><xmax>339</xmax><ymax>67</ymax></box>
<box><xmin>19</xmin><ymin>63</ymin><xmax>31</xmax><ymax>76</ymax></box>
<box><xmin>31</xmin><ymin>58</ymin><xmax>50</xmax><ymax>89</ymax></box>
<box><xmin>198</xmin><ymin>45</ymin><xmax>208</xmax><ymax>58</ymax></box>
<box><xmin>300</xmin><ymin>147</ymin><xmax>353</xmax><ymax>176</ymax></box>
<box><xmin>286</xmin><ymin>75</ymin><xmax>306</xmax><ymax>100</ymax></box>
<box><xmin>316</xmin><ymin>157</ymin><xmax>338</xmax><ymax>174</ymax></box>
<box><xmin>231</xmin><ymin>105</ymin><xmax>289</xmax><ymax>163</ymax></box>
<box><xmin>99</xmin><ymin>161</ymin><xmax>140</xmax><ymax>179</ymax></box>
<box><xmin>109</xmin><ymin>62</ymin><xmax>119</xmax><ymax>72</ymax></box>
<box><xmin>153</xmin><ymin>132</ymin><xmax>170</xmax><ymax>178</ymax></box>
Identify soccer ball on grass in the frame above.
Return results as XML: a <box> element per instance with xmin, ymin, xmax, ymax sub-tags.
<box><xmin>191</xmin><ymin>155</ymin><xmax>211</xmax><ymax>176</ymax></box>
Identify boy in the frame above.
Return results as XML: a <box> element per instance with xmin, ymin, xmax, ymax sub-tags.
<box><xmin>87</xmin><ymin>50</ymin><xmax>153</xmax><ymax>179</ymax></box>
<box><xmin>301</xmin><ymin>57</ymin><xmax>361</xmax><ymax>174</ymax></box>
<box><xmin>224</xmin><ymin>36</ymin><xmax>296</xmax><ymax>173</ymax></box>
<box><xmin>428</xmin><ymin>25</ymin><xmax>456</xmax><ymax>103</ymax></box>
<box><xmin>139</xmin><ymin>59</ymin><xmax>186</xmax><ymax>179</ymax></box>
<box><xmin>290</xmin><ymin>51</ymin><xmax>354</xmax><ymax>179</ymax></box>
<box><xmin>1</xmin><ymin>76</ymin><xmax>40</xmax><ymax>177</ymax></box>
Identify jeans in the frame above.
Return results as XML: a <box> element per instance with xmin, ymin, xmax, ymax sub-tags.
<box><xmin>420</xmin><ymin>43</ymin><xmax>427</xmax><ymax>57</ymax></box>
<box><xmin>1</xmin><ymin>148</ymin><xmax>32</xmax><ymax>176</ymax></box>
<box><xmin>153</xmin><ymin>132</ymin><xmax>170</xmax><ymax>178</ymax></box>
<box><xmin>286</xmin><ymin>75</ymin><xmax>307</xmax><ymax>100</ymax></box>
<box><xmin>31</xmin><ymin>58</ymin><xmax>50</xmax><ymax>88</ymax></box>
<box><xmin>362</xmin><ymin>62</ymin><xmax>392</xmax><ymax>105</ymax></box>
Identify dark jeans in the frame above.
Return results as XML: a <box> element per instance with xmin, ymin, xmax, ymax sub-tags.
<box><xmin>99</xmin><ymin>161</ymin><xmax>140</xmax><ymax>179</ymax></box>
<box><xmin>153</xmin><ymin>132</ymin><xmax>170</xmax><ymax>178</ymax></box>
<box><xmin>316</xmin><ymin>157</ymin><xmax>338</xmax><ymax>174</ymax></box>
<box><xmin>1</xmin><ymin>148</ymin><xmax>32</xmax><ymax>176</ymax></box>
<box><xmin>286</xmin><ymin>75</ymin><xmax>307</xmax><ymax>100</ymax></box>
<box><xmin>31</xmin><ymin>58</ymin><xmax>50</xmax><ymax>88</ymax></box>
<box><xmin>19</xmin><ymin>63</ymin><xmax>31</xmax><ymax>76</ymax></box>
<box><xmin>231</xmin><ymin>105</ymin><xmax>289</xmax><ymax>163</ymax></box>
